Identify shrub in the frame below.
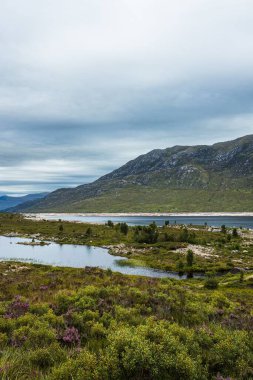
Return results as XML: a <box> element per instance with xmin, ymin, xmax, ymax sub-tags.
<box><xmin>204</xmin><ymin>277</ymin><xmax>219</xmax><ymax>290</ymax></box>
<box><xmin>50</xmin><ymin>349</ymin><xmax>100</xmax><ymax>380</ymax></box>
<box><xmin>86</xmin><ymin>227</ymin><xmax>93</xmax><ymax>237</ymax></box>
<box><xmin>134</xmin><ymin>224</ymin><xmax>158</xmax><ymax>244</ymax></box>
<box><xmin>186</xmin><ymin>250</ymin><xmax>194</xmax><ymax>267</ymax></box>
<box><xmin>4</xmin><ymin>296</ymin><xmax>29</xmax><ymax>319</ymax></box>
<box><xmin>90</xmin><ymin>322</ymin><xmax>107</xmax><ymax>338</ymax></box>
<box><xmin>61</xmin><ymin>326</ymin><xmax>80</xmax><ymax>346</ymax></box>
<box><xmin>0</xmin><ymin>332</ymin><xmax>8</xmax><ymax>349</ymax></box>
<box><xmin>232</xmin><ymin>228</ymin><xmax>238</xmax><ymax>238</ymax></box>
<box><xmin>221</xmin><ymin>225</ymin><xmax>226</xmax><ymax>234</ymax></box>
<box><xmin>119</xmin><ymin>223</ymin><xmax>128</xmax><ymax>235</ymax></box>
<box><xmin>11</xmin><ymin>322</ymin><xmax>56</xmax><ymax>349</ymax></box>
<box><xmin>30</xmin><ymin>303</ymin><xmax>49</xmax><ymax>316</ymax></box>
<box><xmin>106</xmin><ymin>322</ymin><xmax>204</xmax><ymax>379</ymax></box>
<box><xmin>29</xmin><ymin>343</ymin><xmax>66</xmax><ymax>370</ymax></box>
<box><xmin>0</xmin><ymin>317</ymin><xmax>15</xmax><ymax>334</ymax></box>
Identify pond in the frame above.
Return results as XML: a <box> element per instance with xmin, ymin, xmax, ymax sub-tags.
<box><xmin>0</xmin><ymin>236</ymin><xmax>193</xmax><ymax>279</ymax></box>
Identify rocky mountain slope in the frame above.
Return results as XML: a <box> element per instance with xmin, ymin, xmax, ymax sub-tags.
<box><xmin>10</xmin><ymin>135</ymin><xmax>253</xmax><ymax>212</ymax></box>
<box><xmin>0</xmin><ymin>193</ymin><xmax>48</xmax><ymax>211</ymax></box>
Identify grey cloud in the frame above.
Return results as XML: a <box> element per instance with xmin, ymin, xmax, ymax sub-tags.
<box><xmin>1</xmin><ymin>0</ymin><xmax>253</xmax><ymax>194</ymax></box>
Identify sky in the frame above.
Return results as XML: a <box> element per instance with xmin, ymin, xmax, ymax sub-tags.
<box><xmin>1</xmin><ymin>0</ymin><xmax>253</xmax><ymax>195</ymax></box>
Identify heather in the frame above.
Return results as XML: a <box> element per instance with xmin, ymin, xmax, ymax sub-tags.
<box><xmin>0</xmin><ymin>262</ymin><xmax>252</xmax><ymax>379</ymax></box>
<box><xmin>0</xmin><ymin>213</ymin><xmax>252</xmax><ymax>379</ymax></box>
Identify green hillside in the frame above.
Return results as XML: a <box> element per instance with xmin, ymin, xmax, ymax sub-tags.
<box><xmin>11</xmin><ymin>135</ymin><xmax>253</xmax><ymax>212</ymax></box>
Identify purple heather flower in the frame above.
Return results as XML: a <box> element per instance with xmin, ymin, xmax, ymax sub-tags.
<box><xmin>62</xmin><ymin>326</ymin><xmax>80</xmax><ymax>345</ymax></box>
<box><xmin>4</xmin><ymin>296</ymin><xmax>29</xmax><ymax>319</ymax></box>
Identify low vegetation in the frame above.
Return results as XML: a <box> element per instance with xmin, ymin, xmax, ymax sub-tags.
<box><xmin>0</xmin><ymin>262</ymin><xmax>252</xmax><ymax>379</ymax></box>
<box><xmin>0</xmin><ymin>213</ymin><xmax>252</xmax><ymax>274</ymax></box>
<box><xmin>0</xmin><ymin>213</ymin><xmax>252</xmax><ymax>379</ymax></box>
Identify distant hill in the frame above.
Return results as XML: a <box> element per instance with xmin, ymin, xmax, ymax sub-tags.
<box><xmin>0</xmin><ymin>193</ymin><xmax>48</xmax><ymax>211</ymax></box>
<box><xmin>10</xmin><ymin>135</ymin><xmax>253</xmax><ymax>212</ymax></box>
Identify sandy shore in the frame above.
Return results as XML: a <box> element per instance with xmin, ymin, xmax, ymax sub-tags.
<box><xmin>24</xmin><ymin>212</ymin><xmax>253</xmax><ymax>218</ymax></box>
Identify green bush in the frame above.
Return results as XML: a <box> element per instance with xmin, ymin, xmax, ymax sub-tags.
<box><xmin>0</xmin><ymin>332</ymin><xmax>8</xmax><ymax>349</ymax></box>
<box><xmin>11</xmin><ymin>321</ymin><xmax>56</xmax><ymax>349</ymax></box>
<box><xmin>29</xmin><ymin>343</ymin><xmax>66</xmax><ymax>370</ymax></box>
<box><xmin>204</xmin><ymin>278</ymin><xmax>219</xmax><ymax>289</ymax></box>
<box><xmin>50</xmin><ymin>349</ymin><xmax>100</xmax><ymax>380</ymax></box>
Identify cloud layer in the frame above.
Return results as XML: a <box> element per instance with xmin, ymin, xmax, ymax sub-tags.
<box><xmin>1</xmin><ymin>0</ymin><xmax>253</xmax><ymax>194</ymax></box>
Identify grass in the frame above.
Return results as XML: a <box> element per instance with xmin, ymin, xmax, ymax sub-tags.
<box><xmin>23</xmin><ymin>186</ymin><xmax>253</xmax><ymax>212</ymax></box>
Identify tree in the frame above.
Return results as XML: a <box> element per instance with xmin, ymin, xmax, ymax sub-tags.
<box><xmin>59</xmin><ymin>224</ymin><xmax>64</xmax><ymax>233</ymax></box>
<box><xmin>179</xmin><ymin>228</ymin><xmax>189</xmax><ymax>242</ymax></box>
<box><xmin>120</xmin><ymin>223</ymin><xmax>128</xmax><ymax>235</ymax></box>
<box><xmin>232</xmin><ymin>228</ymin><xmax>238</xmax><ymax>238</ymax></box>
<box><xmin>86</xmin><ymin>227</ymin><xmax>92</xmax><ymax>237</ymax></box>
<box><xmin>134</xmin><ymin>224</ymin><xmax>158</xmax><ymax>244</ymax></box>
<box><xmin>221</xmin><ymin>225</ymin><xmax>226</xmax><ymax>234</ymax></box>
<box><xmin>176</xmin><ymin>260</ymin><xmax>184</xmax><ymax>273</ymax></box>
<box><xmin>164</xmin><ymin>220</ymin><xmax>170</xmax><ymax>226</ymax></box>
<box><xmin>107</xmin><ymin>220</ymin><xmax>114</xmax><ymax>228</ymax></box>
<box><xmin>186</xmin><ymin>249</ymin><xmax>194</xmax><ymax>267</ymax></box>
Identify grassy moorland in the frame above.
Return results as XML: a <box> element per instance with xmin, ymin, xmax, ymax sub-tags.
<box><xmin>0</xmin><ymin>213</ymin><xmax>252</xmax><ymax>379</ymax></box>
<box><xmin>12</xmin><ymin>187</ymin><xmax>253</xmax><ymax>213</ymax></box>
<box><xmin>0</xmin><ymin>263</ymin><xmax>252</xmax><ymax>379</ymax></box>
<box><xmin>52</xmin><ymin>187</ymin><xmax>253</xmax><ymax>213</ymax></box>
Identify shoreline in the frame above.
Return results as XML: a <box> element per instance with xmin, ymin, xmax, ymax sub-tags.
<box><xmin>24</xmin><ymin>212</ymin><xmax>253</xmax><ymax>218</ymax></box>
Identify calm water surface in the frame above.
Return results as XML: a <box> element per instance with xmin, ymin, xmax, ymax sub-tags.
<box><xmin>32</xmin><ymin>214</ymin><xmax>253</xmax><ymax>229</ymax></box>
<box><xmin>0</xmin><ymin>236</ymin><xmax>189</xmax><ymax>279</ymax></box>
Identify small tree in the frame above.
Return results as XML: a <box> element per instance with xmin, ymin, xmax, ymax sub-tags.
<box><xmin>164</xmin><ymin>220</ymin><xmax>170</xmax><ymax>226</ymax></box>
<box><xmin>186</xmin><ymin>249</ymin><xmax>194</xmax><ymax>267</ymax></box>
<box><xmin>179</xmin><ymin>228</ymin><xmax>189</xmax><ymax>242</ymax></box>
<box><xmin>120</xmin><ymin>223</ymin><xmax>128</xmax><ymax>235</ymax></box>
<box><xmin>221</xmin><ymin>225</ymin><xmax>226</xmax><ymax>234</ymax></box>
<box><xmin>59</xmin><ymin>224</ymin><xmax>64</xmax><ymax>233</ymax></box>
<box><xmin>176</xmin><ymin>260</ymin><xmax>184</xmax><ymax>273</ymax></box>
<box><xmin>86</xmin><ymin>227</ymin><xmax>92</xmax><ymax>237</ymax></box>
<box><xmin>107</xmin><ymin>220</ymin><xmax>114</xmax><ymax>228</ymax></box>
<box><xmin>232</xmin><ymin>228</ymin><xmax>238</xmax><ymax>238</ymax></box>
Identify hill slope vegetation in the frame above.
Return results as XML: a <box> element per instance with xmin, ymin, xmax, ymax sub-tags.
<box><xmin>11</xmin><ymin>135</ymin><xmax>253</xmax><ymax>212</ymax></box>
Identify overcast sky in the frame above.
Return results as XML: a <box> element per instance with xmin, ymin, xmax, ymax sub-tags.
<box><xmin>1</xmin><ymin>0</ymin><xmax>253</xmax><ymax>195</ymax></box>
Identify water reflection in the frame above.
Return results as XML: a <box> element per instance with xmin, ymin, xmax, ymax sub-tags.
<box><xmin>0</xmin><ymin>236</ymin><xmax>195</xmax><ymax>279</ymax></box>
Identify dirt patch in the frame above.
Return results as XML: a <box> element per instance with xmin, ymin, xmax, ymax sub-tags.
<box><xmin>175</xmin><ymin>244</ymin><xmax>218</xmax><ymax>258</ymax></box>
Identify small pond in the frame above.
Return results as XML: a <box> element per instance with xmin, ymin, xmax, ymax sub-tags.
<box><xmin>0</xmin><ymin>236</ymin><xmax>195</xmax><ymax>279</ymax></box>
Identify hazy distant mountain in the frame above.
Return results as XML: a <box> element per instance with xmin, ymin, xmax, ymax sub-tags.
<box><xmin>0</xmin><ymin>193</ymin><xmax>48</xmax><ymax>211</ymax></box>
<box><xmin>10</xmin><ymin>135</ymin><xmax>253</xmax><ymax>212</ymax></box>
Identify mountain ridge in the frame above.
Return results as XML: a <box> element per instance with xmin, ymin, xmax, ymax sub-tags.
<box><xmin>9</xmin><ymin>135</ymin><xmax>253</xmax><ymax>212</ymax></box>
<box><xmin>0</xmin><ymin>193</ymin><xmax>49</xmax><ymax>211</ymax></box>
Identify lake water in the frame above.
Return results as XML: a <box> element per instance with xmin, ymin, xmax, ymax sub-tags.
<box><xmin>30</xmin><ymin>214</ymin><xmax>253</xmax><ymax>229</ymax></box>
<box><xmin>0</xmin><ymin>236</ymin><xmax>189</xmax><ymax>279</ymax></box>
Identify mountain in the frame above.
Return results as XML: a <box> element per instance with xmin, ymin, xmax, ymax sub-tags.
<box><xmin>0</xmin><ymin>193</ymin><xmax>49</xmax><ymax>211</ymax></box>
<box><xmin>10</xmin><ymin>135</ymin><xmax>253</xmax><ymax>212</ymax></box>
